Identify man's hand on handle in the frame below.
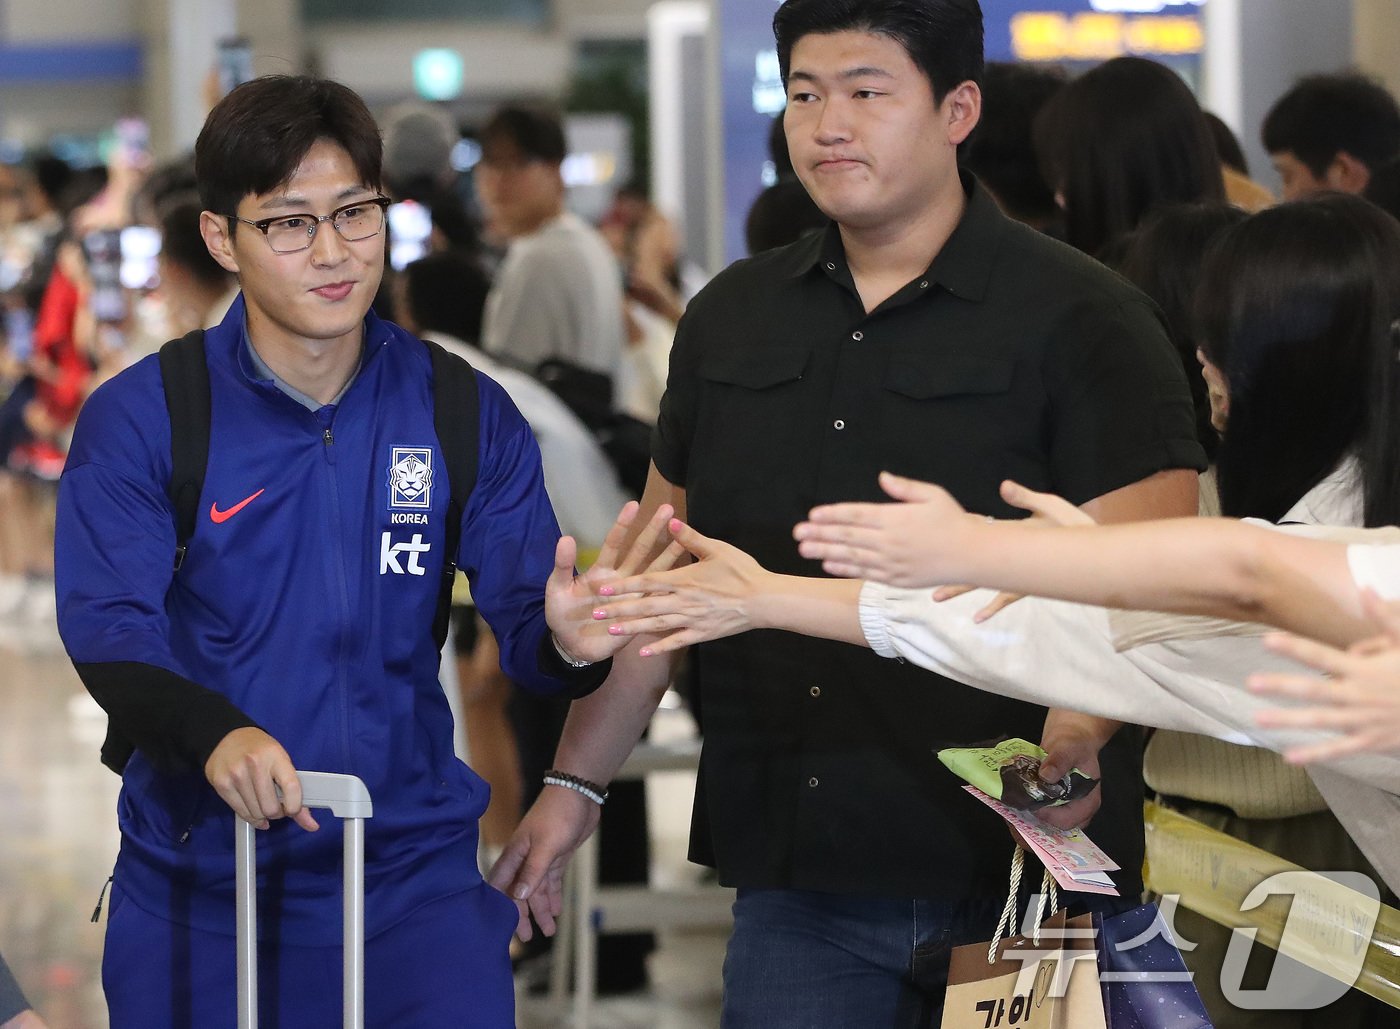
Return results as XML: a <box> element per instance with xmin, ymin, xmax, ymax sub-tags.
<box><xmin>204</xmin><ymin>726</ymin><xmax>320</xmax><ymax>832</ymax></box>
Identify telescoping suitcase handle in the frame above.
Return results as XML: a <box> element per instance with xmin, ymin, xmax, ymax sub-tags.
<box><xmin>236</xmin><ymin>771</ymin><xmax>374</xmax><ymax>1029</ymax></box>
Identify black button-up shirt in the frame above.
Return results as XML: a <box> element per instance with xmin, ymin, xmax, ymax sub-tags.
<box><xmin>653</xmin><ymin>177</ymin><xmax>1206</xmax><ymax>900</ymax></box>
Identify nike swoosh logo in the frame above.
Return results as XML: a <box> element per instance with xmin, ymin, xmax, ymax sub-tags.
<box><xmin>209</xmin><ymin>489</ymin><xmax>266</xmax><ymax>524</ymax></box>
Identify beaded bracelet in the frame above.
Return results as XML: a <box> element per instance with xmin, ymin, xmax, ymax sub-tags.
<box><xmin>543</xmin><ymin>770</ymin><xmax>609</xmax><ymax>805</ymax></box>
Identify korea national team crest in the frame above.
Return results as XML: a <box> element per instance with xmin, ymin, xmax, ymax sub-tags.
<box><xmin>388</xmin><ymin>446</ymin><xmax>434</xmax><ymax>509</ymax></box>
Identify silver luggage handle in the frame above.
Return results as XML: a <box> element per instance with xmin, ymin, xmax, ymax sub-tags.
<box><xmin>236</xmin><ymin>771</ymin><xmax>374</xmax><ymax>1029</ymax></box>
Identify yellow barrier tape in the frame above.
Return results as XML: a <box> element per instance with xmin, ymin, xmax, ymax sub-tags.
<box><xmin>1143</xmin><ymin>801</ymin><xmax>1400</xmax><ymax>1008</ymax></box>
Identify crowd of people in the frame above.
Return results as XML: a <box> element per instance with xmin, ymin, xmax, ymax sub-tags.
<box><xmin>6</xmin><ymin>0</ymin><xmax>1400</xmax><ymax>1024</ymax></box>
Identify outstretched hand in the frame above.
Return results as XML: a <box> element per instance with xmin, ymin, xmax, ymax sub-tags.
<box><xmin>1248</xmin><ymin>590</ymin><xmax>1400</xmax><ymax>764</ymax></box>
<box><xmin>545</xmin><ymin>501</ymin><xmax>688</xmax><ymax>663</ymax></box>
<box><xmin>591</xmin><ymin>519</ymin><xmax>769</xmax><ymax>656</ymax></box>
<box><xmin>932</xmin><ymin>481</ymin><xmax>1096</xmax><ymax>619</ymax></box>
<box><xmin>793</xmin><ymin>472</ymin><xmax>978</xmax><ymax>586</ymax></box>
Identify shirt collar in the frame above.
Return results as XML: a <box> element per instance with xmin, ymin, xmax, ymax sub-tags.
<box><xmin>232</xmin><ymin>295</ymin><xmax>385</xmax><ymax>411</ymax></box>
<box><xmin>789</xmin><ymin>173</ymin><xmax>1007</xmax><ymax>303</ymax></box>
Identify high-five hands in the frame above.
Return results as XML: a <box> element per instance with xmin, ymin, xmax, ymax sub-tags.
<box><xmin>592</xmin><ymin>520</ymin><xmax>770</xmax><ymax>656</ymax></box>
<box><xmin>545</xmin><ymin>501</ymin><xmax>687</xmax><ymax>663</ymax></box>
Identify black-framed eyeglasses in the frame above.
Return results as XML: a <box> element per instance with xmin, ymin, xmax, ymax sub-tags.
<box><xmin>230</xmin><ymin>196</ymin><xmax>391</xmax><ymax>254</ymax></box>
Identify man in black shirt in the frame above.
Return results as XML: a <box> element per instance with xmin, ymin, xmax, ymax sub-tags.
<box><xmin>491</xmin><ymin>1</ymin><xmax>1205</xmax><ymax>1024</ymax></box>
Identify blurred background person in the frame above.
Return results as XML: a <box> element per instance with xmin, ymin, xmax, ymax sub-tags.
<box><xmin>599</xmin><ymin>181</ymin><xmax>684</xmax><ymax>423</ymax></box>
<box><xmin>0</xmin><ymin>949</ymin><xmax>48</xmax><ymax>1029</ymax></box>
<box><xmin>743</xmin><ymin>178</ymin><xmax>828</xmax><ymax>254</ymax></box>
<box><xmin>1263</xmin><ymin>72</ymin><xmax>1400</xmax><ymax>200</ymax></box>
<box><xmin>381</xmin><ymin>101</ymin><xmax>483</xmax><ymax>262</ymax></box>
<box><xmin>1363</xmin><ymin>153</ymin><xmax>1400</xmax><ymax>220</ymax></box>
<box><xmin>474</xmin><ymin>103</ymin><xmax>626</xmax><ymax>388</ymax></box>
<box><xmin>1205</xmin><ymin>111</ymin><xmax>1277</xmax><ymax>211</ymax></box>
<box><xmin>1112</xmin><ymin>202</ymin><xmax>1249</xmax><ymax>479</ymax></box>
<box><xmin>600</xmin><ymin>180</ymin><xmax>683</xmax><ymax>325</ymax></box>
<box><xmin>1034</xmin><ymin>55</ymin><xmax>1224</xmax><ymax>258</ymax></box>
<box><xmin>959</xmin><ymin>61</ymin><xmax>1065</xmax><ymax>232</ymax></box>
<box><xmin>156</xmin><ymin>200</ymin><xmax>237</xmax><ymax>337</ymax></box>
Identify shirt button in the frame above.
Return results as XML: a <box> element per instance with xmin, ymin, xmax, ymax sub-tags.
<box><xmin>833</xmin><ymin>419</ymin><xmax>846</xmax><ymax>430</ymax></box>
<box><xmin>810</xmin><ymin>686</ymin><xmax>821</xmax><ymax>697</ymax></box>
<box><xmin>825</xmin><ymin>261</ymin><xmax>836</xmax><ymax>271</ymax></box>
<box><xmin>852</xmin><ymin>330</ymin><xmax>864</xmax><ymax>341</ymax></box>
<box><xmin>919</xmin><ymin>280</ymin><xmax>930</xmax><ymax>289</ymax></box>
<box><xmin>808</xmin><ymin>777</ymin><xmax>820</xmax><ymax>788</ymax></box>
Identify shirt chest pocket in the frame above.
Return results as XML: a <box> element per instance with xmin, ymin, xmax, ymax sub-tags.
<box><xmin>691</xmin><ymin>347</ymin><xmax>811</xmax><ymax>492</ymax></box>
<box><xmin>883</xmin><ymin>356</ymin><xmax>1015</xmax><ymax>400</ymax></box>
<box><xmin>879</xmin><ymin>355</ymin><xmax>1026</xmax><ymax>479</ymax></box>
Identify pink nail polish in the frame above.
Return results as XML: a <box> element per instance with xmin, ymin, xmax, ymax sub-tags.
<box><xmin>609</xmin><ymin>625</ymin><xmax>623</xmax><ymax>635</ymax></box>
<box><xmin>639</xmin><ymin>647</ymin><xmax>653</xmax><ymax>657</ymax></box>
<box><xmin>599</xmin><ymin>586</ymin><xmax>614</xmax><ymax>596</ymax></box>
<box><xmin>593</xmin><ymin>609</ymin><xmax>607</xmax><ymax>619</ymax></box>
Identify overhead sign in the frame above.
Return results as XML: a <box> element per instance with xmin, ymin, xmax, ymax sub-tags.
<box><xmin>1010</xmin><ymin>11</ymin><xmax>1203</xmax><ymax>61</ymax></box>
<box><xmin>984</xmin><ymin>0</ymin><xmax>1206</xmax><ymax>63</ymax></box>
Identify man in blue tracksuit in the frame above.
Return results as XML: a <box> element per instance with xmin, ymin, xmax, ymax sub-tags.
<box><xmin>55</xmin><ymin>76</ymin><xmax>622</xmax><ymax>1028</ymax></box>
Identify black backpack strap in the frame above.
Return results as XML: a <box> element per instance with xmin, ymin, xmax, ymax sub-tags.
<box><xmin>424</xmin><ymin>339</ymin><xmax>480</xmax><ymax>651</ymax></box>
<box><xmin>158</xmin><ymin>330</ymin><xmax>211</xmax><ymax>571</ymax></box>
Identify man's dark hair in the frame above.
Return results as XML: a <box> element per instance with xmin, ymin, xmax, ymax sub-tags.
<box><xmin>960</xmin><ymin>61</ymin><xmax>1064</xmax><ymax>224</ymax></box>
<box><xmin>773</xmin><ymin>0</ymin><xmax>984</xmax><ymax>101</ymax></box>
<box><xmin>401</xmin><ymin>250</ymin><xmax>492</xmax><ymax>346</ymax></box>
<box><xmin>478</xmin><ymin>105</ymin><xmax>567</xmax><ymax>165</ymax></box>
<box><xmin>160</xmin><ymin>201</ymin><xmax>232</xmax><ymax>291</ymax></box>
<box><xmin>1034</xmin><ymin>56</ymin><xmax>1222</xmax><ymax>257</ymax></box>
<box><xmin>1262</xmin><ymin>73</ymin><xmax>1400</xmax><ymax>176</ymax></box>
<box><xmin>194</xmin><ymin>75</ymin><xmax>383</xmax><ymax>219</ymax></box>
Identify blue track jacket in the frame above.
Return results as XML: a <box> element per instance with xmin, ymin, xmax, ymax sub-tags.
<box><xmin>55</xmin><ymin>297</ymin><xmax>607</xmax><ymax>945</ymax></box>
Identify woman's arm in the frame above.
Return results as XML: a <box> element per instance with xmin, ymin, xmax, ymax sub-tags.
<box><xmin>597</xmin><ymin>524</ymin><xmax>1275</xmax><ymax>743</ymax></box>
<box><xmin>793</xmin><ymin>474</ymin><xmax>1373</xmax><ymax>647</ymax></box>
<box><xmin>595</xmin><ymin>519</ymin><xmax>864</xmax><ymax>655</ymax></box>
<box><xmin>597</xmin><ymin>518</ymin><xmax>1400</xmax><ymax>770</ymax></box>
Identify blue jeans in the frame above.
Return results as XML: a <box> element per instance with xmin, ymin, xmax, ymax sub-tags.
<box><xmin>721</xmin><ymin>887</ymin><xmax>1132</xmax><ymax>1029</ymax></box>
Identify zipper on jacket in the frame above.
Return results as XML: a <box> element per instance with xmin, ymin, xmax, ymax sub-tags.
<box><xmin>320</xmin><ymin>409</ymin><xmax>354</xmax><ymax>772</ymax></box>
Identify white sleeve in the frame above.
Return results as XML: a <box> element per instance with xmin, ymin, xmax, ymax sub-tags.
<box><xmin>856</xmin><ymin>581</ymin><xmax>1257</xmax><ymax>741</ymax></box>
<box><xmin>1347</xmin><ymin>543</ymin><xmax>1400</xmax><ymax>600</ymax></box>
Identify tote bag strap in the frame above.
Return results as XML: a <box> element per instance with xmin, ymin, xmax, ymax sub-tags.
<box><xmin>988</xmin><ymin>845</ymin><xmax>1060</xmax><ymax>964</ymax></box>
